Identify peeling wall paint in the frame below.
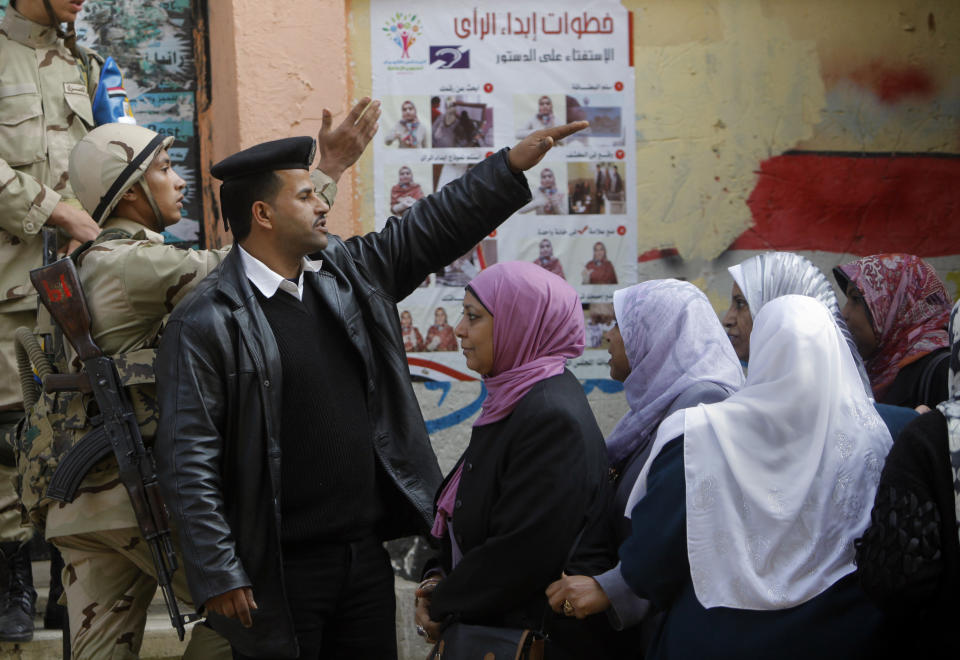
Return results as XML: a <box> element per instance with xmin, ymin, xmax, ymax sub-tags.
<box><xmin>629</xmin><ymin>0</ymin><xmax>828</xmax><ymax>261</ymax></box>
<box><xmin>621</xmin><ymin>0</ymin><xmax>960</xmax><ymax>307</ymax></box>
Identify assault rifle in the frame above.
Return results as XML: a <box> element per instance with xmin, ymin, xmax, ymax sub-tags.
<box><xmin>29</xmin><ymin>258</ymin><xmax>198</xmax><ymax>640</ymax></box>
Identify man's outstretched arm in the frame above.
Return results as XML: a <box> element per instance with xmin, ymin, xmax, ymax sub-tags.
<box><xmin>345</xmin><ymin>120</ymin><xmax>589</xmax><ymax>300</ymax></box>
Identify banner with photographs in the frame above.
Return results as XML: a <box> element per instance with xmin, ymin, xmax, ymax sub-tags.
<box><xmin>371</xmin><ymin>1</ymin><xmax>635</xmax><ymax>380</ymax></box>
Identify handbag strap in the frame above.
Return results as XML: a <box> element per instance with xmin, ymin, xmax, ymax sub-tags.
<box><xmin>919</xmin><ymin>349</ymin><xmax>949</xmax><ymax>406</ymax></box>
<box><xmin>535</xmin><ymin>524</ymin><xmax>588</xmax><ymax>634</ymax></box>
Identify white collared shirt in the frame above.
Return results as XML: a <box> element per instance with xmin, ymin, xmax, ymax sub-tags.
<box><xmin>237</xmin><ymin>245</ymin><xmax>323</xmax><ymax>301</ymax></box>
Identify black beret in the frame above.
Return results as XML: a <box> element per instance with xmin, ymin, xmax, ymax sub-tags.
<box><xmin>211</xmin><ymin>136</ymin><xmax>316</xmax><ymax>182</ymax></box>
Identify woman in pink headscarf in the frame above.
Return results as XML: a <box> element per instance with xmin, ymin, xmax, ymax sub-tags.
<box><xmin>834</xmin><ymin>254</ymin><xmax>952</xmax><ymax>408</ymax></box>
<box><xmin>413</xmin><ymin>261</ymin><xmax>608</xmax><ymax>658</ymax></box>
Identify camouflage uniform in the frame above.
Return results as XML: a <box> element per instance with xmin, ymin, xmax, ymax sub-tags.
<box><xmin>24</xmin><ymin>123</ymin><xmax>337</xmax><ymax>659</ymax></box>
<box><xmin>0</xmin><ymin>3</ymin><xmax>99</xmax><ymax>414</ymax></box>
<box><xmin>0</xmin><ymin>8</ymin><xmax>103</xmax><ymax>642</ymax></box>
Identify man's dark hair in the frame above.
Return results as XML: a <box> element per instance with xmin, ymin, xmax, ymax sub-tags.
<box><xmin>219</xmin><ymin>170</ymin><xmax>283</xmax><ymax>242</ymax></box>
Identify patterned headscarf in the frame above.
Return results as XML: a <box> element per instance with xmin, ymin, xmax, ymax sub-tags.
<box><xmin>605</xmin><ymin>280</ymin><xmax>744</xmax><ymax>465</ymax></box>
<box><xmin>834</xmin><ymin>254</ymin><xmax>951</xmax><ymax>400</ymax></box>
<box><xmin>729</xmin><ymin>252</ymin><xmax>872</xmax><ymax>396</ymax></box>
<box><xmin>935</xmin><ymin>302</ymin><xmax>960</xmax><ymax>543</ymax></box>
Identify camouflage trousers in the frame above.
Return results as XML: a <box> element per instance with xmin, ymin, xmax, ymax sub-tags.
<box><xmin>52</xmin><ymin>528</ymin><xmax>231</xmax><ymax>660</ymax></box>
<box><xmin>0</xmin><ymin>307</ymin><xmax>36</xmax><ymax>544</ymax></box>
<box><xmin>0</xmin><ymin>441</ymin><xmax>30</xmax><ymax>545</ymax></box>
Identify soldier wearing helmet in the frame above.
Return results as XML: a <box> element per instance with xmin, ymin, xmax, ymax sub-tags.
<box><xmin>28</xmin><ymin>101</ymin><xmax>379</xmax><ymax>658</ymax></box>
<box><xmin>0</xmin><ymin>0</ymin><xmax>106</xmax><ymax>641</ymax></box>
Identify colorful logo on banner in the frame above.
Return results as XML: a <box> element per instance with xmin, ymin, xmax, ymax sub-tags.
<box><xmin>429</xmin><ymin>45</ymin><xmax>470</xmax><ymax>69</ymax></box>
<box><xmin>383</xmin><ymin>12</ymin><xmax>422</xmax><ymax>58</ymax></box>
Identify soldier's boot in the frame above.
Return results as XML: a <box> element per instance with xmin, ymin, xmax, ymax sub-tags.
<box><xmin>44</xmin><ymin>544</ymin><xmax>66</xmax><ymax>630</ymax></box>
<box><xmin>0</xmin><ymin>541</ymin><xmax>36</xmax><ymax>642</ymax></box>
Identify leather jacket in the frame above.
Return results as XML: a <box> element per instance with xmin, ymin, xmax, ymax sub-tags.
<box><xmin>154</xmin><ymin>150</ymin><xmax>530</xmax><ymax>657</ymax></box>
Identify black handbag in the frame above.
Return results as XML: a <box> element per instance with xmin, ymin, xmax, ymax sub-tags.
<box><xmin>426</xmin><ymin>527</ymin><xmax>585</xmax><ymax>660</ymax></box>
<box><xmin>427</xmin><ymin>623</ymin><xmax>544</xmax><ymax>660</ymax></box>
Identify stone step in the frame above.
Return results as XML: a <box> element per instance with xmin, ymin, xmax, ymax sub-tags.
<box><xmin>3</xmin><ymin>562</ymin><xmax>425</xmax><ymax>660</ymax></box>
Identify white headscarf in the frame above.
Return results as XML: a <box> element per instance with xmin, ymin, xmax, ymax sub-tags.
<box><xmin>728</xmin><ymin>252</ymin><xmax>873</xmax><ymax>397</ymax></box>
<box><xmin>605</xmin><ymin>280</ymin><xmax>744</xmax><ymax>465</ymax></box>
<box><xmin>628</xmin><ymin>295</ymin><xmax>892</xmax><ymax>610</ymax></box>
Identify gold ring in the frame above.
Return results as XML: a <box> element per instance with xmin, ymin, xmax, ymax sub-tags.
<box><xmin>562</xmin><ymin>599</ymin><xmax>574</xmax><ymax>616</ymax></box>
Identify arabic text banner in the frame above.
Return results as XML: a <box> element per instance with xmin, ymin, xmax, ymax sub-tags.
<box><xmin>371</xmin><ymin>1</ymin><xmax>636</xmax><ymax>381</ymax></box>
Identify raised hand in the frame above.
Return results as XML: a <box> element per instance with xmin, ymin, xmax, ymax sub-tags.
<box><xmin>316</xmin><ymin>97</ymin><xmax>382</xmax><ymax>182</ymax></box>
<box><xmin>507</xmin><ymin>121</ymin><xmax>589</xmax><ymax>173</ymax></box>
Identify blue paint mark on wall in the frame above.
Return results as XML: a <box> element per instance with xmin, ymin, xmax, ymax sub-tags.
<box><xmin>422</xmin><ymin>379</ymin><xmax>622</xmax><ymax>434</ymax></box>
<box><xmin>423</xmin><ymin>381</ymin><xmax>452</xmax><ymax>407</ymax></box>
<box><xmin>425</xmin><ymin>383</ymin><xmax>486</xmax><ymax>433</ymax></box>
<box><xmin>582</xmin><ymin>379</ymin><xmax>624</xmax><ymax>394</ymax></box>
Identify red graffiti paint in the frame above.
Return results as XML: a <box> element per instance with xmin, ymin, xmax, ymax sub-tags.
<box><xmin>638</xmin><ymin>247</ymin><xmax>679</xmax><ymax>262</ymax></box>
<box><xmin>735</xmin><ymin>152</ymin><xmax>960</xmax><ymax>257</ymax></box>
<box><xmin>847</xmin><ymin>62</ymin><xmax>936</xmax><ymax>103</ymax></box>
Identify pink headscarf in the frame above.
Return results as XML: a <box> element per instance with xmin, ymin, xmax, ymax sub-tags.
<box><xmin>834</xmin><ymin>253</ymin><xmax>951</xmax><ymax>399</ymax></box>
<box><xmin>432</xmin><ymin>261</ymin><xmax>584</xmax><ymax>539</ymax></box>
<box><xmin>469</xmin><ymin>261</ymin><xmax>585</xmax><ymax>426</ymax></box>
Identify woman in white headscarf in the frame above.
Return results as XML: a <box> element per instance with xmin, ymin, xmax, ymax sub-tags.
<box><xmin>855</xmin><ymin>300</ymin><xmax>960</xmax><ymax>656</ymax></box>
<box><xmin>724</xmin><ymin>251</ymin><xmax>918</xmax><ymax>439</ymax></box>
<box><xmin>620</xmin><ymin>295</ymin><xmax>892</xmax><ymax>659</ymax></box>
<box><xmin>546</xmin><ymin>280</ymin><xmax>743</xmax><ymax>657</ymax></box>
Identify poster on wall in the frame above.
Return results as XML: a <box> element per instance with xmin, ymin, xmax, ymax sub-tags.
<box><xmin>0</xmin><ymin>0</ymin><xmax>202</xmax><ymax>244</ymax></box>
<box><xmin>371</xmin><ymin>1</ymin><xmax>636</xmax><ymax>380</ymax></box>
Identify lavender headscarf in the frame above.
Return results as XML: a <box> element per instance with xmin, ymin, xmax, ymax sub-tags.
<box><xmin>469</xmin><ymin>261</ymin><xmax>585</xmax><ymax>426</ymax></box>
<box><xmin>605</xmin><ymin>280</ymin><xmax>744</xmax><ymax>465</ymax></box>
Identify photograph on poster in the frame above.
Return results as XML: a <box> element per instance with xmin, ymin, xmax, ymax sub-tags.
<box><xmin>430</xmin><ymin>95</ymin><xmax>494</xmax><ymax>148</ymax></box>
<box><xmin>435</xmin><ymin>239</ymin><xmax>497</xmax><ymax>288</ymax></box>
<box><xmin>581</xmin><ymin>240</ymin><xmax>619</xmax><ymax>284</ymax></box>
<box><xmin>584</xmin><ymin>302</ymin><xmax>615</xmax><ymax>349</ymax></box>
<box><xmin>432</xmin><ymin>163</ymin><xmax>471</xmax><ymax>190</ymax></box>
<box><xmin>565</xmin><ymin>94</ymin><xmax>624</xmax><ymax>145</ymax></box>
<box><xmin>514</xmin><ymin>94</ymin><xmax>565</xmax><ymax>139</ymax></box>
<box><xmin>398</xmin><ymin>305</ymin><xmax>462</xmax><ymax>354</ymax></box>
<box><xmin>568</xmin><ymin>161</ymin><xmax>626</xmax><ymax>215</ymax></box>
<box><xmin>383</xmin><ymin>96</ymin><xmax>430</xmax><ymax>149</ymax></box>
<box><xmin>424</xmin><ymin>307</ymin><xmax>459</xmax><ymax>352</ymax></box>
<box><xmin>530</xmin><ymin>237</ymin><xmax>567</xmax><ymax>280</ymax></box>
<box><xmin>518</xmin><ymin>163</ymin><xmax>566</xmax><ymax>216</ymax></box>
<box><xmin>388</xmin><ymin>164</ymin><xmax>432</xmax><ymax>215</ymax></box>
<box><xmin>399</xmin><ymin>309</ymin><xmax>426</xmax><ymax>352</ymax></box>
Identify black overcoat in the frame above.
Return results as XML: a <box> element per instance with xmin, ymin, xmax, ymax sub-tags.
<box><xmin>428</xmin><ymin>370</ymin><xmax>609</xmax><ymax>630</ymax></box>
<box><xmin>154</xmin><ymin>151</ymin><xmax>530</xmax><ymax>658</ymax></box>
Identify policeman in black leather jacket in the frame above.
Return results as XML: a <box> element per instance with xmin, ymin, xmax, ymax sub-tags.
<box><xmin>154</xmin><ymin>118</ymin><xmax>587</xmax><ymax>659</ymax></box>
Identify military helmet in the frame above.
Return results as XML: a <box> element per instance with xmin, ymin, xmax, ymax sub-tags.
<box><xmin>69</xmin><ymin>124</ymin><xmax>174</xmax><ymax>225</ymax></box>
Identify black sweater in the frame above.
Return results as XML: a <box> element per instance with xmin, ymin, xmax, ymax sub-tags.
<box><xmin>255</xmin><ymin>282</ymin><xmax>380</xmax><ymax>549</ymax></box>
